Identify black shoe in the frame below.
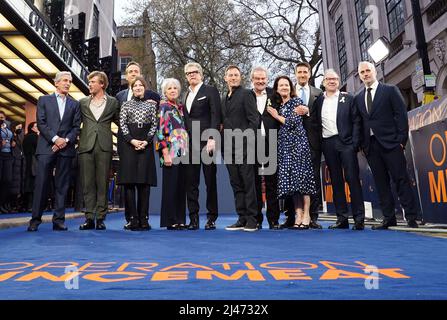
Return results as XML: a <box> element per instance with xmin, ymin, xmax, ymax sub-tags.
<box><xmin>257</xmin><ymin>223</ymin><xmax>263</xmax><ymax>230</ymax></box>
<box><xmin>407</xmin><ymin>219</ymin><xmax>418</xmax><ymax>228</ymax></box>
<box><xmin>140</xmin><ymin>223</ymin><xmax>151</xmax><ymax>231</ymax></box>
<box><xmin>309</xmin><ymin>221</ymin><xmax>323</xmax><ymax>229</ymax></box>
<box><xmin>79</xmin><ymin>219</ymin><xmax>95</xmax><ymax>230</ymax></box>
<box><xmin>225</xmin><ymin>221</ymin><xmax>245</xmax><ymax>231</ymax></box>
<box><xmin>187</xmin><ymin>222</ymin><xmax>199</xmax><ymax>230</ymax></box>
<box><xmin>279</xmin><ymin>218</ymin><xmax>294</xmax><ymax>229</ymax></box>
<box><xmin>178</xmin><ymin>224</ymin><xmax>187</xmax><ymax>230</ymax></box>
<box><xmin>124</xmin><ymin>222</ymin><xmax>132</xmax><ymax>230</ymax></box>
<box><xmin>96</xmin><ymin>219</ymin><xmax>106</xmax><ymax>230</ymax></box>
<box><xmin>371</xmin><ymin>219</ymin><xmax>397</xmax><ymax>230</ymax></box>
<box><xmin>27</xmin><ymin>224</ymin><xmax>38</xmax><ymax>232</ymax></box>
<box><xmin>244</xmin><ymin>222</ymin><xmax>258</xmax><ymax>232</ymax></box>
<box><xmin>352</xmin><ymin>222</ymin><xmax>365</xmax><ymax>230</ymax></box>
<box><xmin>328</xmin><ymin>221</ymin><xmax>349</xmax><ymax>229</ymax></box>
<box><xmin>167</xmin><ymin>224</ymin><xmax>179</xmax><ymax>230</ymax></box>
<box><xmin>204</xmin><ymin>219</ymin><xmax>216</xmax><ymax>230</ymax></box>
<box><xmin>268</xmin><ymin>220</ymin><xmax>280</xmax><ymax>230</ymax></box>
<box><xmin>187</xmin><ymin>214</ymin><xmax>199</xmax><ymax>230</ymax></box>
<box><xmin>53</xmin><ymin>223</ymin><xmax>68</xmax><ymax>231</ymax></box>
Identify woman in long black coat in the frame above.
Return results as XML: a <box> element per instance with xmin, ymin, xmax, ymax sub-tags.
<box><xmin>118</xmin><ymin>76</ymin><xmax>158</xmax><ymax>231</ymax></box>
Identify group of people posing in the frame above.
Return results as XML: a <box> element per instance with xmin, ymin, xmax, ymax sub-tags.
<box><xmin>17</xmin><ymin>59</ymin><xmax>418</xmax><ymax>232</ymax></box>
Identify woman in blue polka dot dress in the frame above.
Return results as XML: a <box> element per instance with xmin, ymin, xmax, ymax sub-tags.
<box><xmin>267</xmin><ymin>76</ymin><xmax>316</xmax><ymax>229</ymax></box>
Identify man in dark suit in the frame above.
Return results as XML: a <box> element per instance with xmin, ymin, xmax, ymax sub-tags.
<box><xmin>315</xmin><ymin>69</ymin><xmax>365</xmax><ymax>230</ymax></box>
<box><xmin>222</xmin><ymin>65</ymin><xmax>260</xmax><ymax>232</ymax></box>
<box><xmin>282</xmin><ymin>62</ymin><xmax>323</xmax><ymax>229</ymax></box>
<box><xmin>78</xmin><ymin>71</ymin><xmax>120</xmax><ymax>231</ymax></box>
<box><xmin>183</xmin><ymin>62</ymin><xmax>221</xmax><ymax>230</ymax></box>
<box><xmin>115</xmin><ymin>61</ymin><xmax>160</xmax><ymax>229</ymax></box>
<box><xmin>250</xmin><ymin>66</ymin><xmax>280</xmax><ymax>230</ymax></box>
<box><xmin>27</xmin><ymin>71</ymin><xmax>81</xmax><ymax>231</ymax></box>
<box><xmin>355</xmin><ymin>61</ymin><xmax>418</xmax><ymax>229</ymax></box>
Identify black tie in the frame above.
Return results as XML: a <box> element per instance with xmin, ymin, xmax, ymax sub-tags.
<box><xmin>366</xmin><ymin>88</ymin><xmax>373</xmax><ymax>114</ymax></box>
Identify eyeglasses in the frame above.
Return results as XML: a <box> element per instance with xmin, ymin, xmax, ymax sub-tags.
<box><xmin>325</xmin><ymin>77</ymin><xmax>339</xmax><ymax>82</ymax></box>
<box><xmin>185</xmin><ymin>70</ymin><xmax>199</xmax><ymax>76</ymax></box>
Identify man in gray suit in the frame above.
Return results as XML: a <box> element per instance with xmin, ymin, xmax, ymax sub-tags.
<box><xmin>27</xmin><ymin>71</ymin><xmax>81</xmax><ymax>231</ymax></box>
<box><xmin>78</xmin><ymin>71</ymin><xmax>120</xmax><ymax>230</ymax></box>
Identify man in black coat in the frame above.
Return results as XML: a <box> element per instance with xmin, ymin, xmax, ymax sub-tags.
<box><xmin>115</xmin><ymin>61</ymin><xmax>160</xmax><ymax>229</ymax></box>
<box><xmin>354</xmin><ymin>61</ymin><xmax>418</xmax><ymax>229</ymax></box>
<box><xmin>221</xmin><ymin>65</ymin><xmax>260</xmax><ymax>232</ymax></box>
<box><xmin>282</xmin><ymin>62</ymin><xmax>323</xmax><ymax>229</ymax></box>
<box><xmin>315</xmin><ymin>69</ymin><xmax>365</xmax><ymax>230</ymax></box>
<box><xmin>183</xmin><ymin>62</ymin><xmax>221</xmax><ymax>230</ymax></box>
<box><xmin>27</xmin><ymin>71</ymin><xmax>81</xmax><ymax>231</ymax></box>
<box><xmin>250</xmin><ymin>66</ymin><xmax>280</xmax><ymax>229</ymax></box>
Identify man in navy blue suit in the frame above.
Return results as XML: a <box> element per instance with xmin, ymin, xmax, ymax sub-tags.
<box><xmin>315</xmin><ymin>69</ymin><xmax>365</xmax><ymax>230</ymax></box>
<box><xmin>115</xmin><ymin>61</ymin><xmax>160</xmax><ymax>229</ymax></box>
<box><xmin>354</xmin><ymin>61</ymin><xmax>418</xmax><ymax>229</ymax></box>
<box><xmin>27</xmin><ymin>71</ymin><xmax>81</xmax><ymax>231</ymax></box>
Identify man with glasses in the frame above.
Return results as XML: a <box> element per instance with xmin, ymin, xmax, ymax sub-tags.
<box><xmin>183</xmin><ymin>62</ymin><xmax>221</xmax><ymax>230</ymax></box>
<box><xmin>315</xmin><ymin>69</ymin><xmax>365</xmax><ymax>230</ymax></box>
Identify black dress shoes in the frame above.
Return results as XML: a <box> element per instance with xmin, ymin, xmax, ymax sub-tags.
<box><xmin>96</xmin><ymin>219</ymin><xmax>106</xmax><ymax>230</ymax></box>
<box><xmin>53</xmin><ymin>223</ymin><xmax>68</xmax><ymax>231</ymax></box>
<box><xmin>124</xmin><ymin>222</ymin><xmax>132</xmax><ymax>230</ymax></box>
<box><xmin>407</xmin><ymin>219</ymin><xmax>418</xmax><ymax>228</ymax></box>
<box><xmin>140</xmin><ymin>223</ymin><xmax>152</xmax><ymax>231</ymax></box>
<box><xmin>309</xmin><ymin>221</ymin><xmax>323</xmax><ymax>229</ymax></box>
<box><xmin>352</xmin><ymin>222</ymin><xmax>365</xmax><ymax>230</ymax></box>
<box><xmin>27</xmin><ymin>224</ymin><xmax>38</xmax><ymax>232</ymax></box>
<box><xmin>204</xmin><ymin>219</ymin><xmax>216</xmax><ymax>230</ymax></box>
<box><xmin>371</xmin><ymin>219</ymin><xmax>397</xmax><ymax>230</ymax></box>
<box><xmin>187</xmin><ymin>222</ymin><xmax>199</xmax><ymax>230</ymax></box>
<box><xmin>328</xmin><ymin>221</ymin><xmax>349</xmax><ymax>229</ymax></box>
<box><xmin>79</xmin><ymin>219</ymin><xmax>95</xmax><ymax>230</ymax></box>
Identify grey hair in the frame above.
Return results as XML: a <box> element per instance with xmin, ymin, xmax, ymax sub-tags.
<box><xmin>54</xmin><ymin>71</ymin><xmax>72</xmax><ymax>83</ymax></box>
<box><xmin>250</xmin><ymin>66</ymin><xmax>269</xmax><ymax>79</ymax></box>
<box><xmin>358</xmin><ymin>61</ymin><xmax>376</xmax><ymax>73</ymax></box>
<box><xmin>324</xmin><ymin>69</ymin><xmax>340</xmax><ymax>79</ymax></box>
<box><xmin>184</xmin><ymin>62</ymin><xmax>203</xmax><ymax>76</ymax></box>
<box><xmin>161</xmin><ymin>78</ymin><xmax>181</xmax><ymax>97</ymax></box>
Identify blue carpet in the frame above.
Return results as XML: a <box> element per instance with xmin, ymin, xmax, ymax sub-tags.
<box><xmin>0</xmin><ymin>212</ymin><xmax>446</xmax><ymax>300</ymax></box>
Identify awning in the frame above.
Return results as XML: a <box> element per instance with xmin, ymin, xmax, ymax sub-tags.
<box><xmin>0</xmin><ymin>0</ymin><xmax>89</xmax><ymax>122</ymax></box>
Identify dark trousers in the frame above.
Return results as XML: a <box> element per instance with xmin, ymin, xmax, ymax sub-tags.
<box><xmin>30</xmin><ymin>154</ymin><xmax>72</xmax><ymax>226</ymax></box>
<box><xmin>366</xmin><ymin>137</ymin><xmax>417</xmax><ymax>222</ymax></box>
<box><xmin>79</xmin><ymin>143</ymin><xmax>112</xmax><ymax>221</ymax></box>
<box><xmin>125</xmin><ymin>184</ymin><xmax>150</xmax><ymax>225</ymax></box>
<box><xmin>322</xmin><ymin>136</ymin><xmax>365</xmax><ymax>223</ymax></box>
<box><xmin>226</xmin><ymin>163</ymin><xmax>257</xmax><ymax>226</ymax></box>
<box><xmin>185</xmin><ymin>162</ymin><xmax>218</xmax><ymax>221</ymax></box>
<box><xmin>160</xmin><ymin>164</ymin><xmax>186</xmax><ymax>227</ymax></box>
<box><xmin>0</xmin><ymin>152</ymin><xmax>13</xmax><ymax>206</ymax></box>
<box><xmin>254</xmin><ymin>163</ymin><xmax>280</xmax><ymax>224</ymax></box>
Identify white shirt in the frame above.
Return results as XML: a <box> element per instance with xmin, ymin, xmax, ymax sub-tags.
<box><xmin>89</xmin><ymin>95</ymin><xmax>107</xmax><ymax>121</ymax></box>
<box><xmin>321</xmin><ymin>90</ymin><xmax>340</xmax><ymax>138</ymax></box>
<box><xmin>186</xmin><ymin>82</ymin><xmax>203</xmax><ymax>113</ymax></box>
<box><xmin>296</xmin><ymin>84</ymin><xmax>310</xmax><ymax>106</ymax></box>
<box><xmin>364</xmin><ymin>80</ymin><xmax>379</xmax><ymax>136</ymax></box>
<box><xmin>52</xmin><ymin>92</ymin><xmax>68</xmax><ymax>143</ymax></box>
<box><xmin>255</xmin><ymin>90</ymin><xmax>268</xmax><ymax>136</ymax></box>
<box><xmin>126</xmin><ymin>87</ymin><xmax>133</xmax><ymax>102</ymax></box>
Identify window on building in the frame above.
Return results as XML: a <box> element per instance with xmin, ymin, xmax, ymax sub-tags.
<box><xmin>386</xmin><ymin>0</ymin><xmax>406</xmax><ymax>40</ymax></box>
<box><xmin>335</xmin><ymin>16</ymin><xmax>348</xmax><ymax>83</ymax></box>
<box><xmin>120</xmin><ymin>56</ymin><xmax>132</xmax><ymax>75</ymax></box>
<box><xmin>355</xmin><ymin>0</ymin><xmax>373</xmax><ymax>61</ymax></box>
<box><xmin>91</xmin><ymin>4</ymin><xmax>99</xmax><ymax>38</ymax></box>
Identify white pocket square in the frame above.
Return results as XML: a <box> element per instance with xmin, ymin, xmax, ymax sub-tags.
<box><xmin>197</xmin><ymin>96</ymin><xmax>206</xmax><ymax>101</ymax></box>
<box><xmin>339</xmin><ymin>97</ymin><xmax>346</xmax><ymax>103</ymax></box>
